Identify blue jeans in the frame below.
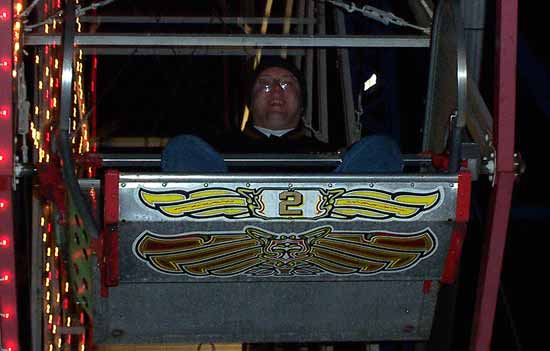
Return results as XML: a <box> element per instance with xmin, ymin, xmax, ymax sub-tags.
<box><xmin>161</xmin><ymin>134</ymin><xmax>403</xmax><ymax>173</ymax></box>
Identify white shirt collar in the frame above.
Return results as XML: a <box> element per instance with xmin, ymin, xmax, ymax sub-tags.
<box><xmin>254</xmin><ymin>126</ymin><xmax>295</xmax><ymax>137</ymax></box>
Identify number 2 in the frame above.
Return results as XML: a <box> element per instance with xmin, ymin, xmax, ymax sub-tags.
<box><xmin>279</xmin><ymin>191</ymin><xmax>304</xmax><ymax>216</ymax></box>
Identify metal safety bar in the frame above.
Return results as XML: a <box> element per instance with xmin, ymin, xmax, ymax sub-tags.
<box><xmin>91</xmin><ymin>153</ymin><xmax>433</xmax><ymax>168</ymax></box>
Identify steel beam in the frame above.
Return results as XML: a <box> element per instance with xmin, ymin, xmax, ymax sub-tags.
<box><xmin>90</xmin><ymin>153</ymin><xmax>432</xmax><ymax>168</ymax></box>
<box><xmin>303</xmin><ymin>0</ymin><xmax>315</xmax><ymax>137</ymax></box>
<box><xmin>462</xmin><ymin>0</ymin><xmax>487</xmax><ymax>83</ymax></box>
<box><xmin>24</xmin><ymin>34</ymin><xmax>430</xmax><ymax>48</ymax></box>
<box><xmin>79</xmin><ymin>16</ymin><xmax>316</xmax><ymax>25</ymax></box>
<box><xmin>80</xmin><ymin>47</ymin><xmax>306</xmax><ymax>56</ymax></box>
<box><xmin>471</xmin><ymin>0</ymin><xmax>518</xmax><ymax>350</ymax></box>
<box><xmin>316</xmin><ymin>0</ymin><xmax>329</xmax><ymax>143</ymax></box>
<box><xmin>335</xmin><ymin>9</ymin><xmax>361</xmax><ymax>145</ymax></box>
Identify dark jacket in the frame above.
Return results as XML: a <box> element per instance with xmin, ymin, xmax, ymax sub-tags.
<box><xmin>207</xmin><ymin>125</ymin><xmax>331</xmax><ymax>154</ymax></box>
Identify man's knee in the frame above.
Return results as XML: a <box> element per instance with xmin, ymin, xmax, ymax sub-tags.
<box><xmin>161</xmin><ymin>134</ymin><xmax>227</xmax><ymax>172</ymax></box>
<box><xmin>337</xmin><ymin>134</ymin><xmax>403</xmax><ymax>173</ymax></box>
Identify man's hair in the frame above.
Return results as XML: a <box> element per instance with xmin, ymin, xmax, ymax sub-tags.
<box><xmin>247</xmin><ymin>57</ymin><xmax>307</xmax><ymax>113</ymax></box>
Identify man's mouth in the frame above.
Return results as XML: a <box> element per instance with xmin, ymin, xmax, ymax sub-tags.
<box><xmin>269</xmin><ymin>99</ymin><xmax>284</xmax><ymax>107</ymax></box>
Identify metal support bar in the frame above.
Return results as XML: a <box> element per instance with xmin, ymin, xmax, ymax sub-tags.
<box><xmin>79</xmin><ymin>16</ymin><xmax>316</xmax><ymax>25</ymax></box>
<box><xmin>79</xmin><ymin>47</ymin><xmax>306</xmax><ymax>56</ymax></box>
<box><xmin>25</xmin><ymin>34</ymin><xmax>430</xmax><ymax>48</ymax></box>
<box><xmin>461</xmin><ymin>0</ymin><xmax>487</xmax><ymax>82</ymax></box>
<box><xmin>466</xmin><ymin>80</ymin><xmax>493</xmax><ymax>157</ymax></box>
<box><xmin>303</xmin><ymin>0</ymin><xmax>314</xmax><ymax>137</ymax></box>
<box><xmin>334</xmin><ymin>9</ymin><xmax>361</xmax><ymax>145</ymax></box>
<box><xmin>316</xmin><ymin>0</ymin><xmax>329</xmax><ymax>143</ymax></box>
<box><xmin>58</xmin><ymin>2</ymin><xmax>99</xmax><ymax>239</ymax></box>
<box><xmin>448</xmin><ymin>0</ymin><xmax>468</xmax><ymax>172</ymax></box>
<box><xmin>408</xmin><ymin>0</ymin><xmax>434</xmax><ymax>27</ymax></box>
<box><xmin>471</xmin><ymin>0</ymin><xmax>518</xmax><ymax>350</ymax></box>
<box><xmin>88</xmin><ymin>153</ymin><xmax>433</xmax><ymax>168</ymax></box>
<box><xmin>294</xmin><ymin>0</ymin><xmax>306</xmax><ymax>70</ymax></box>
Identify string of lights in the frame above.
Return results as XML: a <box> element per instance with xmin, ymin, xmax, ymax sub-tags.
<box><xmin>1</xmin><ymin>1</ymin><xmax>22</xmax><ymax>349</ymax></box>
<box><xmin>23</xmin><ymin>0</ymin><xmax>117</xmax><ymax>31</ymax></box>
<box><xmin>25</xmin><ymin>1</ymin><xmax>93</xmax><ymax>350</ymax></box>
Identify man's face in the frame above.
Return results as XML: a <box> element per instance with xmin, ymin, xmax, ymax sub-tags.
<box><xmin>251</xmin><ymin>67</ymin><xmax>302</xmax><ymax>130</ymax></box>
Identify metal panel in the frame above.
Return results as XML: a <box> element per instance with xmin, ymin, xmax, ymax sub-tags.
<box><xmin>94</xmin><ymin>173</ymin><xmax>462</xmax><ymax>344</ymax></box>
<box><xmin>95</xmin><ymin>280</ymin><xmax>439</xmax><ymax>344</ymax></box>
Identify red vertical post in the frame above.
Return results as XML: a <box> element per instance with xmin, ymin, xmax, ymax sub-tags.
<box><xmin>0</xmin><ymin>1</ymin><xmax>19</xmax><ymax>350</ymax></box>
<box><xmin>471</xmin><ymin>0</ymin><xmax>518</xmax><ymax>350</ymax></box>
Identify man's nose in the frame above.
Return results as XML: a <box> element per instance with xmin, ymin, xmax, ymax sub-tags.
<box><xmin>270</xmin><ymin>81</ymin><xmax>284</xmax><ymax>94</ymax></box>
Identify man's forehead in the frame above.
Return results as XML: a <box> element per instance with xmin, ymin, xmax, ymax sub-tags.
<box><xmin>257</xmin><ymin>67</ymin><xmax>298</xmax><ymax>79</ymax></box>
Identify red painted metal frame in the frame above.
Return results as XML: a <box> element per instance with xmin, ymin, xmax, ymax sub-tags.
<box><xmin>441</xmin><ymin>171</ymin><xmax>471</xmax><ymax>284</ymax></box>
<box><xmin>471</xmin><ymin>0</ymin><xmax>518</xmax><ymax>350</ymax></box>
<box><xmin>0</xmin><ymin>1</ymin><xmax>19</xmax><ymax>350</ymax></box>
<box><xmin>99</xmin><ymin>170</ymin><xmax>120</xmax><ymax>297</ymax></box>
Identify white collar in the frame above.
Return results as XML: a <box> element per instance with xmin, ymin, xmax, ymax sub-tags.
<box><xmin>254</xmin><ymin>126</ymin><xmax>295</xmax><ymax>137</ymax></box>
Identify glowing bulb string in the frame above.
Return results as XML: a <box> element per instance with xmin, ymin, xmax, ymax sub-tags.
<box><xmin>23</xmin><ymin>0</ymin><xmax>118</xmax><ymax>31</ymax></box>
